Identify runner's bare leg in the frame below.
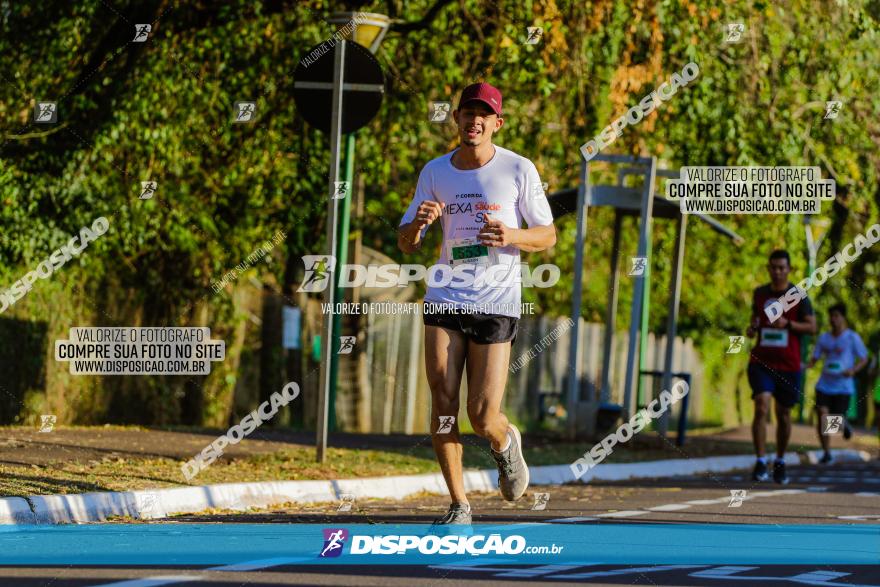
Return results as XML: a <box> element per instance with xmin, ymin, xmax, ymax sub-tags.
<box><xmin>816</xmin><ymin>405</ymin><xmax>831</xmax><ymax>454</ymax></box>
<box><xmin>753</xmin><ymin>392</ymin><xmax>771</xmax><ymax>457</ymax></box>
<box><xmin>425</xmin><ymin>325</ymin><xmax>469</xmax><ymax>504</ymax></box>
<box><xmin>465</xmin><ymin>340</ymin><xmax>511</xmax><ymax>451</ymax></box>
<box><xmin>774</xmin><ymin>399</ymin><xmax>792</xmax><ymax>458</ymax></box>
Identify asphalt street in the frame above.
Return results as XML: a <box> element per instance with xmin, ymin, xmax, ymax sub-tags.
<box><xmin>1</xmin><ymin>459</ymin><xmax>877</xmax><ymax>586</ymax></box>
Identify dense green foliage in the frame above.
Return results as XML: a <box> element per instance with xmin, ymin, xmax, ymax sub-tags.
<box><xmin>1</xmin><ymin>0</ymin><xmax>878</xmax><ymax>426</ymax></box>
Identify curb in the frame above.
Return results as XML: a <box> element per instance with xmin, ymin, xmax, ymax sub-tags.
<box><xmin>0</xmin><ymin>449</ymin><xmax>871</xmax><ymax>525</ymax></box>
<box><xmin>0</xmin><ymin>497</ymin><xmax>35</xmax><ymax>524</ymax></box>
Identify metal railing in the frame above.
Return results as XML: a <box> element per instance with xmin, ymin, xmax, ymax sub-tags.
<box><xmin>638</xmin><ymin>370</ymin><xmax>691</xmax><ymax>446</ymax></box>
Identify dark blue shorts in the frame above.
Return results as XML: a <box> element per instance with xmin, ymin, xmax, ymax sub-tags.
<box><xmin>748</xmin><ymin>363</ymin><xmax>802</xmax><ymax>408</ymax></box>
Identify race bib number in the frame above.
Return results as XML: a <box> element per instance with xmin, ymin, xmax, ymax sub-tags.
<box><xmin>825</xmin><ymin>361</ymin><xmax>844</xmax><ymax>374</ymax></box>
<box><xmin>446</xmin><ymin>237</ymin><xmax>496</xmax><ymax>267</ymax></box>
<box><xmin>760</xmin><ymin>328</ymin><xmax>789</xmax><ymax>348</ymax></box>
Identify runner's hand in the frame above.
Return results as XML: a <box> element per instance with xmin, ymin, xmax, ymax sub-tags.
<box><xmin>771</xmin><ymin>316</ymin><xmax>789</xmax><ymax>329</ymax></box>
<box><xmin>416</xmin><ymin>201</ymin><xmax>444</xmax><ymax>229</ymax></box>
<box><xmin>478</xmin><ymin>214</ymin><xmax>512</xmax><ymax>247</ymax></box>
<box><xmin>747</xmin><ymin>316</ymin><xmax>760</xmax><ymax>337</ymax></box>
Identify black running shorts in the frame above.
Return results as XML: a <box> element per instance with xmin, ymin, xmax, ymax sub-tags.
<box><xmin>815</xmin><ymin>390</ymin><xmax>851</xmax><ymax>414</ymax></box>
<box><xmin>422</xmin><ymin>306</ymin><xmax>518</xmax><ymax>344</ymax></box>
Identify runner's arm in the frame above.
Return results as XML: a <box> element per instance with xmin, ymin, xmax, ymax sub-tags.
<box><xmin>776</xmin><ymin>313</ymin><xmax>816</xmax><ymax>334</ymax></box>
<box><xmin>511</xmin><ymin>162</ymin><xmax>555</xmax><ymax>252</ymax></box>
<box><xmin>807</xmin><ymin>344</ymin><xmax>823</xmax><ymax>369</ymax></box>
<box><xmin>746</xmin><ymin>319</ymin><xmax>759</xmax><ymax>337</ymax></box>
<box><xmin>509</xmin><ymin>223</ymin><xmax>556</xmax><ymax>252</ymax></box>
<box><xmin>845</xmin><ymin>336</ymin><xmax>871</xmax><ymax>377</ymax></box>
<box><xmin>778</xmin><ymin>295</ymin><xmax>816</xmax><ymax>334</ymax></box>
<box><xmin>398</xmin><ymin>220</ymin><xmax>424</xmax><ymax>253</ymax></box>
<box><xmin>746</xmin><ymin>291</ymin><xmax>760</xmax><ymax>337</ymax></box>
<box><xmin>398</xmin><ymin>169</ymin><xmax>440</xmax><ymax>254</ymax></box>
<box><xmin>846</xmin><ymin>355</ymin><xmax>869</xmax><ymax>377</ymax></box>
<box><xmin>398</xmin><ymin>201</ymin><xmax>444</xmax><ymax>254</ymax></box>
<box><xmin>478</xmin><ymin>215</ymin><xmax>555</xmax><ymax>252</ymax></box>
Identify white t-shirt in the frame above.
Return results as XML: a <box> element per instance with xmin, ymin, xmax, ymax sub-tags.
<box><xmin>399</xmin><ymin>145</ymin><xmax>554</xmax><ymax>318</ymax></box>
<box><xmin>813</xmin><ymin>329</ymin><xmax>868</xmax><ymax>395</ymax></box>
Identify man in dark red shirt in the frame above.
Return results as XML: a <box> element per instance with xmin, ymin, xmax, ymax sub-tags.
<box><xmin>746</xmin><ymin>250</ymin><xmax>817</xmax><ymax>484</ymax></box>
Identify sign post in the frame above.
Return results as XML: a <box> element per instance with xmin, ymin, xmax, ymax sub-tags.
<box><xmin>293</xmin><ymin>40</ymin><xmax>385</xmax><ymax>463</ymax></box>
<box><xmin>315</xmin><ymin>40</ymin><xmax>346</xmax><ymax>464</ymax></box>
<box><xmin>800</xmin><ymin>217</ymin><xmax>831</xmax><ymax>423</ymax></box>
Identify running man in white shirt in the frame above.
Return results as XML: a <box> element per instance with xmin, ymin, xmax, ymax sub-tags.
<box><xmin>397</xmin><ymin>82</ymin><xmax>556</xmax><ymax>525</ymax></box>
<box><xmin>807</xmin><ymin>303</ymin><xmax>869</xmax><ymax>464</ymax></box>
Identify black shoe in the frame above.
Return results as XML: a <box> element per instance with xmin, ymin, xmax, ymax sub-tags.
<box><xmin>819</xmin><ymin>452</ymin><xmax>834</xmax><ymax>465</ymax></box>
<box><xmin>773</xmin><ymin>460</ymin><xmax>789</xmax><ymax>485</ymax></box>
<box><xmin>843</xmin><ymin>422</ymin><xmax>852</xmax><ymax>440</ymax></box>
<box><xmin>752</xmin><ymin>460</ymin><xmax>769</xmax><ymax>482</ymax></box>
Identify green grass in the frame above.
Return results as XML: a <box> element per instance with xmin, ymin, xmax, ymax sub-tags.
<box><xmin>0</xmin><ymin>434</ymin><xmax>760</xmax><ymax>498</ymax></box>
<box><xmin>4</xmin><ymin>425</ymin><xmax>874</xmax><ymax>498</ymax></box>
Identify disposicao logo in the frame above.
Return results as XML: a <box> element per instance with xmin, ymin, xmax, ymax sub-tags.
<box><xmin>320</xmin><ymin>528</ymin><xmax>348</xmax><ymax>558</ymax></box>
<box><xmin>318</xmin><ymin>528</ymin><xmax>564</xmax><ymax>557</ymax></box>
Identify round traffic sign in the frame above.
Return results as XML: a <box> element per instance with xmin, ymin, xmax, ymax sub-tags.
<box><xmin>293</xmin><ymin>40</ymin><xmax>385</xmax><ymax>134</ymax></box>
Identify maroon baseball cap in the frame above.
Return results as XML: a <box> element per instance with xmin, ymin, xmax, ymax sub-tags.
<box><xmin>457</xmin><ymin>83</ymin><xmax>502</xmax><ymax>116</ymax></box>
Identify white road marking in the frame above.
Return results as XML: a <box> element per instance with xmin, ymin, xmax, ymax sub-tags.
<box><xmin>494</xmin><ymin>564</ymin><xmax>591</xmax><ymax>578</ymax></box>
<box><xmin>854</xmin><ymin>492</ymin><xmax>879</xmax><ymax>497</ymax></box>
<box><xmin>497</xmin><ymin>522</ymin><xmax>548</xmax><ymax>531</ymax></box>
<box><xmin>689</xmin><ymin>566</ymin><xmax>758</xmax><ymax>577</ymax></box>
<box><xmin>429</xmin><ymin>561</ymin><xmax>604</xmax><ymax>580</ymax></box>
<box><xmin>428</xmin><ymin>559</ymin><xmax>546</xmax><ymax>573</ymax></box>
<box><xmin>806</xmin><ymin>486</ymin><xmax>829</xmax><ymax>492</ymax></box>
<box><xmin>681</xmin><ymin>489</ymin><xmax>806</xmax><ymax>506</ymax></box>
<box><xmin>93</xmin><ymin>557</ymin><xmax>309</xmax><ymax>586</ymax></box>
<box><xmin>689</xmin><ymin>566</ymin><xmax>860</xmax><ymax>586</ymax></box>
<box><xmin>429</xmin><ymin>558</ymin><xmax>511</xmax><ymax>569</ymax></box>
<box><xmin>791</xmin><ymin>570</ymin><xmax>859</xmax><ymax>581</ymax></box>
<box><xmin>550</xmin><ymin>565</ymin><xmax>708</xmax><ymax>580</ymax></box>
<box><xmin>838</xmin><ymin>514</ymin><xmax>880</xmax><ymax>521</ymax></box>
<box><xmin>647</xmin><ymin>503</ymin><xmax>692</xmax><ymax>511</ymax></box>
<box><xmin>605</xmin><ymin>486</ymin><xmax>817</xmax><ymax>518</ymax></box>
<box><xmin>595</xmin><ymin>510</ymin><xmax>649</xmax><ymax>518</ymax></box>
<box><xmin>546</xmin><ymin>516</ymin><xmax>599</xmax><ymax>523</ymax></box>
<box><xmin>430</xmin><ymin>563</ymin><xmax>874</xmax><ymax>584</ymax></box>
<box><xmin>93</xmin><ymin>577</ymin><xmax>202</xmax><ymax>587</ymax></box>
<box><xmin>207</xmin><ymin>557</ymin><xmax>308</xmax><ymax>571</ymax></box>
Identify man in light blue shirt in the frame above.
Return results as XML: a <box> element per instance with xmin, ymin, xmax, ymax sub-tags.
<box><xmin>807</xmin><ymin>303</ymin><xmax>869</xmax><ymax>464</ymax></box>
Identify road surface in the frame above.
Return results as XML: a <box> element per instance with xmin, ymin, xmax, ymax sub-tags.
<box><xmin>1</xmin><ymin>459</ymin><xmax>877</xmax><ymax>586</ymax></box>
